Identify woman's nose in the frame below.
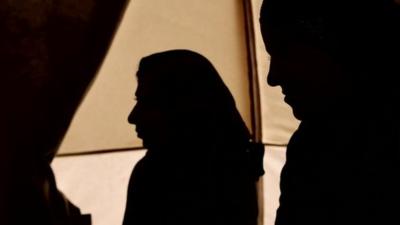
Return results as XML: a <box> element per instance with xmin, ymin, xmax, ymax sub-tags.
<box><xmin>128</xmin><ymin>105</ymin><xmax>138</xmax><ymax>124</ymax></box>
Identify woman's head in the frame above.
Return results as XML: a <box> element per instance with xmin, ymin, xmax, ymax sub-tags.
<box><xmin>128</xmin><ymin>49</ymin><xmax>250</xmax><ymax>149</ymax></box>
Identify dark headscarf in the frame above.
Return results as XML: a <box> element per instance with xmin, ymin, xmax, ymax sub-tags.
<box><xmin>137</xmin><ymin>49</ymin><xmax>251</xmax><ymax>151</ymax></box>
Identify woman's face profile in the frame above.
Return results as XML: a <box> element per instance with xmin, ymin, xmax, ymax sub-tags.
<box><xmin>127</xmin><ymin>50</ymin><xmax>240</xmax><ymax>149</ymax></box>
<box><xmin>128</xmin><ymin>70</ymin><xmax>172</xmax><ymax>149</ymax></box>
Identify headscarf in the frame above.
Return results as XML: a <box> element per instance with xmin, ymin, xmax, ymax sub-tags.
<box><xmin>137</xmin><ymin>49</ymin><xmax>251</xmax><ymax>150</ymax></box>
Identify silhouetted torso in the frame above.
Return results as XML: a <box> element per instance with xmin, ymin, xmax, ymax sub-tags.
<box><xmin>123</xmin><ymin>50</ymin><xmax>262</xmax><ymax>225</ymax></box>
<box><xmin>124</xmin><ymin>144</ymin><xmax>258</xmax><ymax>225</ymax></box>
<box><xmin>277</xmin><ymin>115</ymin><xmax>399</xmax><ymax>225</ymax></box>
<box><xmin>259</xmin><ymin>1</ymin><xmax>400</xmax><ymax>224</ymax></box>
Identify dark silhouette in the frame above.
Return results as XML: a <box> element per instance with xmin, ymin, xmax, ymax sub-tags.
<box><xmin>123</xmin><ymin>50</ymin><xmax>264</xmax><ymax>225</ymax></box>
<box><xmin>0</xmin><ymin>1</ymin><xmax>128</xmax><ymax>225</ymax></box>
<box><xmin>260</xmin><ymin>0</ymin><xmax>399</xmax><ymax>225</ymax></box>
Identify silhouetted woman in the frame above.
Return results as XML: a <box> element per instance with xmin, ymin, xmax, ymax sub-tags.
<box><xmin>123</xmin><ymin>50</ymin><xmax>263</xmax><ymax>225</ymax></box>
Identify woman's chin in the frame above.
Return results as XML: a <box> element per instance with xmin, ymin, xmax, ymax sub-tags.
<box><xmin>292</xmin><ymin>109</ymin><xmax>304</xmax><ymax>121</ymax></box>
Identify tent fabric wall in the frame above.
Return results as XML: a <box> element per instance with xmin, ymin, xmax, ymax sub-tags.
<box><xmin>58</xmin><ymin>0</ymin><xmax>252</xmax><ymax>155</ymax></box>
<box><xmin>53</xmin><ymin>151</ymin><xmax>146</xmax><ymax>225</ymax></box>
<box><xmin>52</xmin><ymin>1</ymin><xmax>301</xmax><ymax>225</ymax></box>
<box><xmin>57</xmin><ymin>0</ymin><xmax>300</xmax><ymax>156</ymax></box>
<box><xmin>52</xmin><ymin>146</ymin><xmax>286</xmax><ymax>225</ymax></box>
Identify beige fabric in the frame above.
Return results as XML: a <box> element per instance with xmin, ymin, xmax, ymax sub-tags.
<box><xmin>52</xmin><ymin>146</ymin><xmax>286</xmax><ymax>225</ymax></box>
<box><xmin>52</xmin><ymin>150</ymin><xmax>146</xmax><ymax>225</ymax></box>
<box><xmin>58</xmin><ymin>0</ymin><xmax>300</xmax><ymax>152</ymax></box>
<box><xmin>49</xmin><ymin>1</ymin><xmax>299</xmax><ymax>225</ymax></box>
<box><xmin>251</xmin><ymin>0</ymin><xmax>299</xmax><ymax>145</ymax></box>
<box><xmin>58</xmin><ymin>0</ymin><xmax>251</xmax><ymax>154</ymax></box>
<box><xmin>262</xmin><ymin>146</ymin><xmax>286</xmax><ymax>225</ymax></box>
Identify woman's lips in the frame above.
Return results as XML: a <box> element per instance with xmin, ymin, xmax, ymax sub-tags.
<box><xmin>135</xmin><ymin>129</ymin><xmax>143</xmax><ymax>139</ymax></box>
<box><xmin>284</xmin><ymin>95</ymin><xmax>292</xmax><ymax>103</ymax></box>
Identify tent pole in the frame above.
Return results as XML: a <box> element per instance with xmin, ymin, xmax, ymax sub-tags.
<box><xmin>242</xmin><ymin>0</ymin><xmax>262</xmax><ymax>143</ymax></box>
<box><xmin>242</xmin><ymin>1</ymin><xmax>264</xmax><ymax>225</ymax></box>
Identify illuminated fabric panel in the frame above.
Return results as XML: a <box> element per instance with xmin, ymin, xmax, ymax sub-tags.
<box><xmin>58</xmin><ymin>0</ymin><xmax>251</xmax><ymax>154</ymax></box>
<box><xmin>52</xmin><ymin>146</ymin><xmax>285</xmax><ymax>225</ymax></box>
